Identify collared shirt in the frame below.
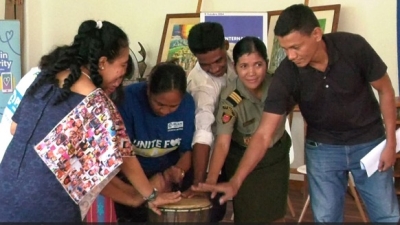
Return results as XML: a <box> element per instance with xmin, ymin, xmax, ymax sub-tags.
<box><xmin>186</xmin><ymin>56</ymin><xmax>237</xmax><ymax>147</ymax></box>
<box><xmin>265</xmin><ymin>32</ymin><xmax>386</xmax><ymax>145</ymax></box>
<box><xmin>216</xmin><ymin>74</ymin><xmax>285</xmax><ymax>147</ymax></box>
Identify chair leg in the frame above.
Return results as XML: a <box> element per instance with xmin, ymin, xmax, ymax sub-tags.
<box><xmin>348</xmin><ymin>174</ymin><xmax>368</xmax><ymax>222</ymax></box>
<box><xmin>298</xmin><ymin>195</ymin><xmax>310</xmax><ymax>223</ymax></box>
<box><xmin>287</xmin><ymin>196</ymin><xmax>296</xmax><ymax>217</ymax></box>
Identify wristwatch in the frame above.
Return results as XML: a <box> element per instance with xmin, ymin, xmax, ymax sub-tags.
<box><xmin>143</xmin><ymin>188</ymin><xmax>158</xmax><ymax>202</ymax></box>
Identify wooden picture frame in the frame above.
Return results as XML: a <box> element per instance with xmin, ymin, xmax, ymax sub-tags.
<box><xmin>267</xmin><ymin>4</ymin><xmax>341</xmax><ymax>73</ymax></box>
<box><xmin>157</xmin><ymin>13</ymin><xmax>200</xmax><ymax>73</ymax></box>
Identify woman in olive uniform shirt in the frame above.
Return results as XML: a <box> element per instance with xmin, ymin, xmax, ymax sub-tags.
<box><xmin>205</xmin><ymin>36</ymin><xmax>291</xmax><ymax>223</ymax></box>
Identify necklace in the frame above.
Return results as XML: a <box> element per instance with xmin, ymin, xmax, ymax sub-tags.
<box><xmin>82</xmin><ymin>71</ymin><xmax>91</xmax><ymax>80</ymax></box>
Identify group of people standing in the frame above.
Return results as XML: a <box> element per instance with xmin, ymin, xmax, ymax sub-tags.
<box><xmin>0</xmin><ymin>3</ymin><xmax>399</xmax><ymax>223</ymax></box>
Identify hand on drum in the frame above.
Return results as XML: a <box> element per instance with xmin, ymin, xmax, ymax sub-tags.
<box><xmin>163</xmin><ymin>165</ymin><xmax>185</xmax><ymax>185</ymax></box>
<box><xmin>148</xmin><ymin>191</ymin><xmax>182</xmax><ymax>215</ymax></box>
<box><xmin>191</xmin><ymin>180</ymin><xmax>240</xmax><ymax>205</ymax></box>
<box><xmin>181</xmin><ymin>188</ymin><xmax>208</xmax><ymax>198</ymax></box>
<box><xmin>150</xmin><ymin>172</ymin><xmax>172</xmax><ymax>193</ymax></box>
<box><xmin>182</xmin><ymin>178</ymin><xmax>216</xmax><ymax>198</ymax></box>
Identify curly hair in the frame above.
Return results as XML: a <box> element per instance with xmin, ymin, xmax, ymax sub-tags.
<box><xmin>27</xmin><ymin>20</ymin><xmax>129</xmax><ymax>104</ymax></box>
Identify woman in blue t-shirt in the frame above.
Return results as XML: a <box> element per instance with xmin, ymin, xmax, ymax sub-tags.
<box><xmin>113</xmin><ymin>62</ymin><xmax>195</xmax><ymax>222</ymax></box>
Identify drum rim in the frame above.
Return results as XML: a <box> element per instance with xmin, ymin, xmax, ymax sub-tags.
<box><xmin>157</xmin><ymin>197</ymin><xmax>212</xmax><ymax>210</ymax></box>
<box><xmin>160</xmin><ymin>205</ymin><xmax>213</xmax><ymax>212</ymax></box>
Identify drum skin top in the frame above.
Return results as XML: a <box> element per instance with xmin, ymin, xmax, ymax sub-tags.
<box><xmin>159</xmin><ymin>196</ymin><xmax>211</xmax><ymax>210</ymax></box>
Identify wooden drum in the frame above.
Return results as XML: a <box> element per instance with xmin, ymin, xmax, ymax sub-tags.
<box><xmin>148</xmin><ymin>196</ymin><xmax>212</xmax><ymax>223</ymax></box>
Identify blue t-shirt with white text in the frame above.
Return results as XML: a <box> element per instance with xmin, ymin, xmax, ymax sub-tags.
<box><xmin>118</xmin><ymin>82</ymin><xmax>195</xmax><ymax>174</ymax></box>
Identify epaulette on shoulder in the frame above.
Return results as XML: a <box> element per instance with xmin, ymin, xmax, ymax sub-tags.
<box><xmin>226</xmin><ymin>89</ymin><xmax>243</xmax><ymax>107</ymax></box>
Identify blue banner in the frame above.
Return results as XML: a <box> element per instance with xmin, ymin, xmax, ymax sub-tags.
<box><xmin>0</xmin><ymin>20</ymin><xmax>21</xmax><ymax>120</ymax></box>
<box><xmin>201</xmin><ymin>12</ymin><xmax>268</xmax><ymax>45</ymax></box>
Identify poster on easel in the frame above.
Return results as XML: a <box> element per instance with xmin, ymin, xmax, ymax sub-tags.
<box><xmin>0</xmin><ymin>20</ymin><xmax>21</xmax><ymax>121</ymax></box>
<box><xmin>200</xmin><ymin>12</ymin><xmax>268</xmax><ymax>57</ymax></box>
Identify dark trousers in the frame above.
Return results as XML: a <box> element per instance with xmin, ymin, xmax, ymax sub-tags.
<box><xmin>114</xmin><ymin>168</ymin><xmax>227</xmax><ymax>223</ymax></box>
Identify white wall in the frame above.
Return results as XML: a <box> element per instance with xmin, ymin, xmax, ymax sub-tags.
<box><xmin>23</xmin><ymin>0</ymin><xmax>398</xmax><ymax>93</ymax></box>
<box><xmin>20</xmin><ymin>0</ymin><xmax>399</xmax><ymax>179</ymax></box>
<box><xmin>23</xmin><ymin>0</ymin><xmax>200</xmax><ymax>73</ymax></box>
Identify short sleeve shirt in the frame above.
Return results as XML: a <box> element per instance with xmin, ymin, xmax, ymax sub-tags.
<box><xmin>264</xmin><ymin>32</ymin><xmax>386</xmax><ymax>145</ymax></box>
<box><xmin>118</xmin><ymin>82</ymin><xmax>195</xmax><ymax>174</ymax></box>
<box><xmin>216</xmin><ymin>74</ymin><xmax>286</xmax><ymax>147</ymax></box>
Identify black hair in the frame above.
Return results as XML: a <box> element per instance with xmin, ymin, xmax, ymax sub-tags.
<box><xmin>39</xmin><ymin>45</ymin><xmax>69</xmax><ymax>70</ymax></box>
<box><xmin>232</xmin><ymin>36</ymin><xmax>268</xmax><ymax>66</ymax></box>
<box><xmin>27</xmin><ymin>20</ymin><xmax>129</xmax><ymax>104</ymax></box>
<box><xmin>108</xmin><ymin>54</ymin><xmax>134</xmax><ymax>104</ymax></box>
<box><xmin>274</xmin><ymin>4</ymin><xmax>320</xmax><ymax>37</ymax></box>
<box><xmin>148</xmin><ymin>62</ymin><xmax>187</xmax><ymax>96</ymax></box>
<box><xmin>188</xmin><ymin>22</ymin><xmax>225</xmax><ymax>55</ymax></box>
<box><xmin>38</xmin><ymin>46</ymin><xmax>133</xmax><ymax>105</ymax></box>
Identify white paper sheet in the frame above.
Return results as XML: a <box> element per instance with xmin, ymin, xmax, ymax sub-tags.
<box><xmin>360</xmin><ymin>128</ymin><xmax>400</xmax><ymax>177</ymax></box>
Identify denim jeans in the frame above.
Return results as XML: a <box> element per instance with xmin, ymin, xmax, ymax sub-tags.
<box><xmin>305</xmin><ymin>136</ymin><xmax>400</xmax><ymax>223</ymax></box>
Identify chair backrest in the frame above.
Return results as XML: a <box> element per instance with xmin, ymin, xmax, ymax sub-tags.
<box><xmin>285</xmin><ymin>117</ymin><xmax>295</xmax><ymax>164</ymax></box>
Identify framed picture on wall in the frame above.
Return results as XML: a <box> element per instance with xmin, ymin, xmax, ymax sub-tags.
<box><xmin>267</xmin><ymin>4</ymin><xmax>341</xmax><ymax>74</ymax></box>
<box><xmin>157</xmin><ymin>13</ymin><xmax>200</xmax><ymax>74</ymax></box>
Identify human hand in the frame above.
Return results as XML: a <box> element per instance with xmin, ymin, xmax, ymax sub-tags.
<box><xmin>191</xmin><ymin>180</ymin><xmax>240</xmax><ymax>205</ymax></box>
<box><xmin>186</xmin><ymin>177</ymin><xmax>217</xmax><ymax>197</ymax></box>
<box><xmin>147</xmin><ymin>191</ymin><xmax>181</xmax><ymax>215</ymax></box>
<box><xmin>163</xmin><ymin>166</ymin><xmax>185</xmax><ymax>185</ymax></box>
<box><xmin>181</xmin><ymin>188</ymin><xmax>208</xmax><ymax>198</ymax></box>
<box><xmin>378</xmin><ymin>145</ymin><xmax>397</xmax><ymax>172</ymax></box>
<box><xmin>149</xmin><ymin>173</ymin><xmax>171</xmax><ymax>193</ymax></box>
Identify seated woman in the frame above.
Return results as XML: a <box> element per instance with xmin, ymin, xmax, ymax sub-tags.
<box><xmin>113</xmin><ymin>62</ymin><xmax>195</xmax><ymax>222</ymax></box>
<box><xmin>203</xmin><ymin>36</ymin><xmax>292</xmax><ymax>223</ymax></box>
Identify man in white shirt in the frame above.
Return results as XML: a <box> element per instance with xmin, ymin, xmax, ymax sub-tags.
<box><xmin>184</xmin><ymin>22</ymin><xmax>237</xmax><ymax>222</ymax></box>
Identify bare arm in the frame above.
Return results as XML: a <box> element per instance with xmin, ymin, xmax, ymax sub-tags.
<box><xmin>164</xmin><ymin>151</ymin><xmax>192</xmax><ymax>185</ymax></box>
<box><xmin>10</xmin><ymin>121</ymin><xmax>17</xmax><ymax>135</ymax></box>
<box><xmin>189</xmin><ymin>86</ymin><xmax>219</xmax><ymax>184</ymax></box>
<box><xmin>192</xmin><ymin>143</ymin><xmax>210</xmax><ymax>184</ymax></box>
<box><xmin>120</xmin><ymin>156</ymin><xmax>155</xmax><ymax>198</ymax></box>
<box><xmin>229</xmin><ymin>112</ymin><xmax>283</xmax><ymax>189</ymax></box>
<box><xmin>103</xmin><ymin>171</ymin><xmax>174</xmax><ymax>207</ymax></box>
<box><xmin>206</xmin><ymin>134</ymin><xmax>232</xmax><ymax>184</ymax></box>
<box><xmin>371</xmin><ymin>73</ymin><xmax>397</xmax><ymax>171</ymax></box>
<box><xmin>175</xmin><ymin>151</ymin><xmax>192</xmax><ymax>173</ymax></box>
<box><xmin>101</xmin><ymin>178</ymin><xmax>142</xmax><ymax>207</ymax></box>
<box><xmin>192</xmin><ymin>112</ymin><xmax>283</xmax><ymax>203</ymax></box>
<box><xmin>119</xmin><ymin>156</ymin><xmax>181</xmax><ymax>214</ymax></box>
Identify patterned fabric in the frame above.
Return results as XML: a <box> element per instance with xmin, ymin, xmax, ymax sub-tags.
<box><xmin>34</xmin><ymin>88</ymin><xmax>133</xmax><ymax>218</ymax></box>
<box><xmin>0</xmin><ymin>85</ymin><xmax>131</xmax><ymax>222</ymax></box>
<box><xmin>85</xmin><ymin>195</ymin><xmax>117</xmax><ymax>223</ymax></box>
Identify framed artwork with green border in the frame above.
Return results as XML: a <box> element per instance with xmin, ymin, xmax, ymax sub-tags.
<box><xmin>267</xmin><ymin>4</ymin><xmax>341</xmax><ymax>73</ymax></box>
